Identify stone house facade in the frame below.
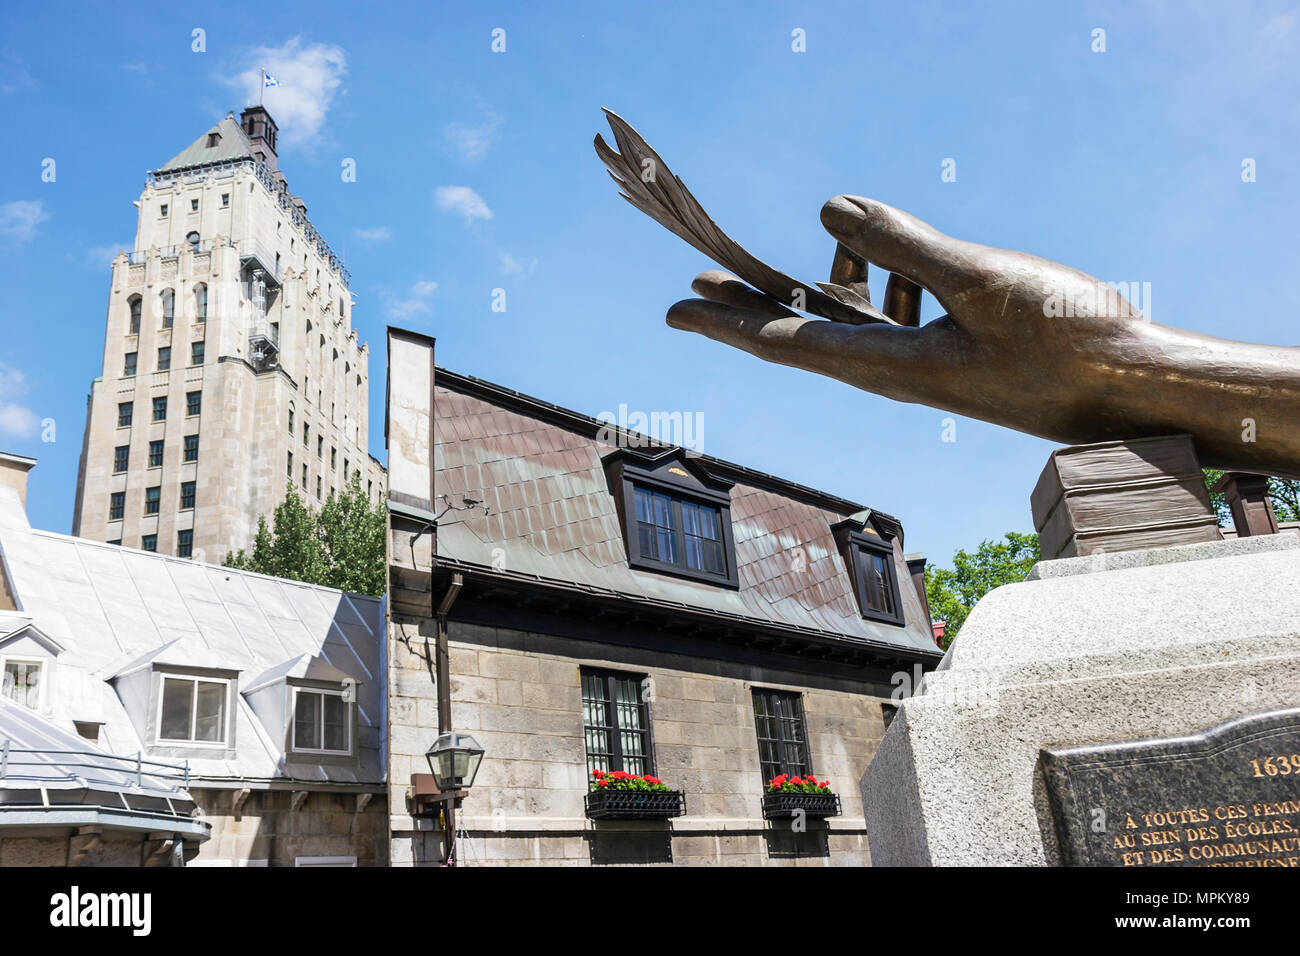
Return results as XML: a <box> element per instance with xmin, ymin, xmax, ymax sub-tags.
<box><xmin>384</xmin><ymin>328</ymin><xmax>943</xmax><ymax>866</ymax></box>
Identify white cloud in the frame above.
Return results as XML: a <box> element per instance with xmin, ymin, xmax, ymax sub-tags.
<box><xmin>222</xmin><ymin>37</ymin><xmax>347</xmax><ymax>148</ymax></box>
<box><xmin>500</xmin><ymin>251</ymin><xmax>538</xmax><ymax>275</ymax></box>
<box><xmin>0</xmin><ymin>200</ymin><xmax>48</xmax><ymax>243</ymax></box>
<box><xmin>353</xmin><ymin>226</ymin><xmax>391</xmax><ymax>243</ymax></box>
<box><xmin>123</xmin><ymin>62</ymin><xmax>148</xmax><ymax>74</ymax></box>
<box><xmin>435</xmin><ymin>186</ymin><xmax>492</xmax><ymax>223</ymax></box>
<box><xmin>441</xmin><ymin>111</ymin><xmax>501</xmax><ymax>162</ymax></box>
<box><xmin>383</xmin><ymin>280</ymin><xmax>438</xmax><ymax>319</ymax></box>
<box><xmin>87</xmin><ymin>242</ymin><xmax>130</xmax><ymax>268</ymax></box>
<box><xmin>0</xmin><ymin>364</ymin><xmax>39</xmax><ymax>439</ymax></box>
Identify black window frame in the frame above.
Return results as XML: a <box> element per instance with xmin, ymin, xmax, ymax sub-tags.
<box><xmin>605</xmin><ymin>451</ymin><xmax>739</xmax><ymax>589</ymax></box>
<box><xmin>117</xmin><ymin>402</ymin><xmax>133</xmax><ymax>427</ymax></box>
<box><xmin>113</xmin><ymin>445</ymin><xmax>129</xmax><ymax>473</ymax></box>
<box><xmin>152</xmin><ymin>396</ymin><xmax>167</xmax><ymax>422</ymax></box>
<box><xmin>123</xmin><ymin>352</ymin><xmax>137</xmax><ymax>377</ymax></box>
<box><xmin>183</xmin><ymin>434</ymin><xmax>199</xmax><ymax>463</ymax></box>
<box><xmin>142</xmin><ymin>534</ymin><xmax>158</xmax><ymax>552</ymax></box>
<box><xmin>751</xmin><ymin>687</ymin><xmax>812</xmax><ymax>783</ymax></box>
<box><xmin>190</xmin><ymin>341</ymin><xmax>204</xmax><ymax>366</ymax></box>
<box><xmin>180</xmin><ymin>481</ymin><xmax>196</xmax><ymax>511</ymax></box>
<box><xmin>108</xmin><ymin>491</ymin><xmax>125</xmax><ymax>521</ymax></box>
<box><xmin>144</xmin><ymin>485</ymin><xmax>161</xmax><ymax>516</ymax></box>
<box><xmin>831</xmin><ymin>517</ymin><xmax>906</xmax><ymax>627</ymax></box>
<box><xmin>148</xmin><ymin>440</ymin><xmax>164</xmax><ymax>468</ymax></box>
<box><xmin>157</xmin><ymin>346</ymin><xmax>171</xmax><ymax>372</ymax></box>
<box><xmin>580</xmin><ymin>667</ymin><xmax>655</xmax><ymax>778</ymax></box>
<box><xmin>177</xmin><ymin>529</ymin><xmax>193</xmax><ymax>558</ymax></box>
<box><xmin>186</xmin><ymin>391</ymin><xmax>201</xmax><ymax>417</ymax></box>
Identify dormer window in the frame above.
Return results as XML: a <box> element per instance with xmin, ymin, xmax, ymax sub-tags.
<box><xmin>604</xmin><ymin>448</ymin><xmax>738</xmax><ymax>588</ymax></box>
<box><xmin>158</xmin><ymin>675</ymin><xmax>229</xmax><ymax>745</ymax></box>
<box><xmin>832</xmin><ymin>514</ymin><xmax>906</xmax><ymax>627</ymax></box>
<box><xmin>292</xmin><ymin>687</ymin><xmax>352</xmax><ymax>755</ymax></box>
<box><xmin>207</xmin><ymin>132</ymin><xmax>221</xmax><ymax>148</ymax></box>
<box><xmin>2</xmin><ymin>658</ymin><xmax>44</xmax><ymax>709</ymax></box>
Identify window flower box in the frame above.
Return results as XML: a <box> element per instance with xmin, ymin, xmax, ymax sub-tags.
<box><xmin>761</xmin><ymin>775</ymin><xmax>841</xmax><ymax>820</ymax></box>
<box><xmin>585</xmin><ymin>769</ymin><xmax>686</xmax><ymax>820</ymax></box>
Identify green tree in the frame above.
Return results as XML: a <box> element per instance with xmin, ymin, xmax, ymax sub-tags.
<box><xmin>319</xmin><ymin>474</ymin><xmax>388</xmax><ymax>595</ymax></box>
<box><xmin>224</xmin><ymin>480</ymin><xmax>385</xmax><ymax>596</ymax></box>
<box><xmin>1203</xmin><ymin>469</ymin><xmax>1300</xmax><ymax>526</ymax></box>
<box><xmin>925</xmin><ymin>531</ymin><xmax>1040</xmax><ymax>650</ymax></box>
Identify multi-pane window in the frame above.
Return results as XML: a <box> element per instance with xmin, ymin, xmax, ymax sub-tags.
<box><xmin>581</xmin><ymin>668</ymin><xmax>652</xmax><ymax>776</ymax></box>
<box><xmin>860</xmin><ymin>549</ymin><xmax>897</xmax><ymax>618</ymax></box>
<box><xmin>142</xmin><ymin>534</ymin><xmax>158</xmax><ymax>552</ymax></box>
<box><xmin>842</xmin><ymin>535</ymin><xmax>905</xmax><ymax>627</ymax></box>
<box><xmin>152</xmin><ymin>396</ymin><xmax>167</xmax><ymax>421</ymax></box>
<box><xmin>752</xmin><ymin>688</ymin><xmax>811</xmax><ymax>783</ymax></box>
<box><xmin>177</xmin><ymin>529</ymin><xmax>193</xmax><ymax>558</ymax></box>
<box><xmin>128</xmin><ymin>296</ymin><xmax>142</xmax><ymax>334</ymax></box>
<box><xmin>195</xmin><ymin>283</ymin><xmax>207</xmax><ymax>322</ymax></box>
<box><xmin>633</xmin><ymin>487</ymin><xmax>726</xmax><ymax>577</ymax></box>
<box><xmin>148</xmin><ymin>440</ymin><xmax>164</xmax><ymax>467</ymax></box>
<box><xmin>186</xmin><ymin>391</ymin><xmax>201</xmax><ymax>416</ymax></box>
<box><xmin>2</xmin><ymin>659</ymin><xmax>43</xmax><ymax>709</ymax></box>
<box><xmin>117</xmin><ymin>401</ymin><xmax>133</xmax><ymax>427</ymax></box>
<box><xmin>190</xmin><ymin>341</ymin><xmax>204</xmax><ymax>366</ymax></box>
<box><xmin>124</xmin><ymin>352</ymin><xmax>137</xmax><ymax>376</ymax></box>
<box><xmin>183</xmin><ymin>434</ymin><xmax>199</xmax><ymax>462</ymax></box>
<box><xmin>157</xmin><ymin>346</ymin><xmax>171</xmax><ymax>372</ymax></box>
<box><xmin>113</xmin><ymin>445</ymin><xmax>129</xmax><ymax>473</ymax></box>
<box><xmin>161</xmin><ymin>289</ymin><xmax>174</xmax><ymax>329</ymax></box>
<box><xmin>180</xmin><ymin>481</ymin><xmax>196</xmax><ymax>510</ymax></box>
<box><xmin>158</xmin><ymin>676</ymin><xmax>227</xmax><ymax>744</ymax></box>
<box><xmin>109</xmin><ymin>491</ymin><xmax>125</xmax><ymax>521</ymax></box>
<box><xmin>144</xmin><ymin>486</ymin><xmax>161</xmax><ymax>515</ymax></box>
<box><xmin>292</xmin><ymin>688</ymin><xmax>351</xmax><ymax>754</ymax></box>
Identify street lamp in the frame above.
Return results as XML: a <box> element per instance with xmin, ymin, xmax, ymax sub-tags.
<box><xmin>425</xmin><ymin>731</ymin><xmax>485</xmax><ymax>793</ymax></box>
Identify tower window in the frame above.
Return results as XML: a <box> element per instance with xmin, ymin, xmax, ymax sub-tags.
<box><xmin>194</xmin><ymin>283</ymin><xmax>207</xmax><ymax>322</ymax></box>
<box><xmin>161</xmin><ymin>289</ymin><xmax>175</xmax><ymax>329</ymax></box>
<box><xmin>177</xmin><ymin>529</ymin><xmax>194</xmax><ymax>558</ymax></box>
<box><xmin>113</xmin><ymin>446</ymin><xmax>129</xmax><ymax>473</ymax></box>
<box><xmin>128</xmin><ymin>296</ymin><xmax>142</xmax><ymax>335</ymax></box>
<box><xmin>109</xmin><ymin>491</ymin><xmax>125</xmax><ymax>521</ymax></box>
<box><xmin>207</xmin><ymin>132</ymin><xmax>221</xmax><ymax>148</ymax></box>
<box><xmin>124</xmin><ymin>352</ymin><xmax>137</xmax><ymax>377</ymax></box>
<box><xmin>117</xmin><ymin>402</ymin><xmax>133</xmax><ymax>427</ymax></box>
<box><xmin>221</xmin><ymin>193</ymin><xmax>229</xmax><ymax>207</ymax></box>
<box><xmin>148</xmin><ymin>440</ymin><xmax>164</xmax><ymax>468</ymax></box>
<box><xmin>191</xmin><ymin>341</ymin><xmax>204</xmax><ymax>366</ymax></box>
<box><xmin>152</xmin><ymin>396</ymin><xmax>167</xmax><ymax>421</ymax></box>
<box><xmin>157</xmin><ymin>346</ymin><xmax>171</xmax><ymax>372</ymax></box>
<box><xmin>142</xmin><ymin>534</ymin><xmax>158</xmax><ymax>552</ymax></box>
<box><xmin>190</xmin><ymin>199</ymin><xmax>199</xmax><ymax>213</ymax></box>
<box><xmin>183</xmin><ymin>434</ymin><xmax>199</xmax><ymax>463</ymax></box>
<box><xmin>287</xmin><ymin>450</ymin><xmax>293</xmax><ymax>478</ymax></box>
<box><xmin>144</xmin><ymin>486</ymin><xmax>161</xmax><ymax>516</ymax></box>
<box><xmin>288</xmin><ymin>407</ymin><xmax>294</xmax><ymax>434</ymax></box>
<box><xmin>186</xmin><ymin>391</ymin><xmax>202</xmax><ymax>417</ymax></box>
<box><xmin>180</xmin><ymin>481</ymin><xmax>196</xmax><ymax>510</ymax></box>
<box><xmin>160</xmin><ymin>204</ymin><xmax>168</xmax><ymax>218</ymax></box>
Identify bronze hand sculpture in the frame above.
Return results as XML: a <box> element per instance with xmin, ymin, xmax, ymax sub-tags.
<box><xmin>594</xmin><ymin>111</ymin><xmax>1300</xmax><ymax>479</ymax></box>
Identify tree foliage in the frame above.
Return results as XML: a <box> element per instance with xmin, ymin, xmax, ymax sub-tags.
<box><xmin>924</xmin><ymin>531</ymin><xmax>1040</xmax><ymax>650</ymax></box>
<box><xmin>1202</xmin><ymin>469</ymin><xmax>1300</xmax><ymax>525</ymax></box>
<box><xmin>224</xmin><ymin>477</ymin><xmax>386</xmax><ymax>596</ymax></box>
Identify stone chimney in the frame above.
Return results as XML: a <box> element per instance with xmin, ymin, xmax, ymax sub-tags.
<box><xmin>0</xmin><ymin>451</ymin><xmax>35</xmax><ymax>512</ymax></box>
<box><xmin>239</xmin><ymin>105</ymin><xmax>280</xmax><ymax>172</ymax></box>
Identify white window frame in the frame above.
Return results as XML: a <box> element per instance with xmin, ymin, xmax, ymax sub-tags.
<box><xmin>290</xmin><ymin>686</ymin><xmax>352</xmax><ymax>756</ymax></box>
<box><xmin>155</xmin><ymin>673</ymin><xmax>231</xmax><ymax>747</ymax></box>
<box><xmin>1</xmin><ymin>656</ymin><xmax>48</xmax><ymax>712</ymax></box>
<box><xmin>295</xmin><ymin>856</ymin><xmax>356</xmax><ymax>867</ymax></box>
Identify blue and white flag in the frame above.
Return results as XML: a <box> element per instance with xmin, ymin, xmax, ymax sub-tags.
<box><xmin>263</xmin><ymin>71</ymin><xmax>279</xmax><ymax>88</ymax></box>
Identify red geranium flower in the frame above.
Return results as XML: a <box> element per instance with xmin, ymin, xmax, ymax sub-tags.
<box><xmin>592</xmin><ymin>769</ymin><xmax>605</xmax><ymax>778</ymax></box>
<box><xmin>644</xmin><ymin>776</ymin><xmax>662</xmax><ymax>785</ymax></box>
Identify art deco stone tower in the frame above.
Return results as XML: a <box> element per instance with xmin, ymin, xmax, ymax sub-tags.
<box><xmin>72</xmin><ymin>106</ymin><xmax>386</xmax><ymax>562</ymax></box>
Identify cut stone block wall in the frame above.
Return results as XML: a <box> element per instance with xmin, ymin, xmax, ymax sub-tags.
<box><xmin>389</xmin><ymin>619</ymin><xmax>892</xmax><ymax>866</ymax></box>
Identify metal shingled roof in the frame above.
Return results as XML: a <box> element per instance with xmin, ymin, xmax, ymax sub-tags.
<box><xmin>0</xmin><ymin>489</ymin><xmax>385</xmax><ymax>786</ymax></box>
<box><xmin>156</xmin><ymin>115</ymin><xmax>254</xmax><ymax>173</ymax></box>
<box><xmin>432</xmin><ymin>383</ymin><xmax>940</xmax><ymax>657</ymax></box>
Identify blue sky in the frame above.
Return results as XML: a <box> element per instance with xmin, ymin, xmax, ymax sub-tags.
<box><xmin>1</xmin><ymin>1</ymin><xmax>1298</xmax><ymax>567</ymax></box>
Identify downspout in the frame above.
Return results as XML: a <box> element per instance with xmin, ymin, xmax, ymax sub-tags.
<box><xmin>434</xmin><ymin>573</ymin><xmax>463</xmax><ymax>736</ymax></box>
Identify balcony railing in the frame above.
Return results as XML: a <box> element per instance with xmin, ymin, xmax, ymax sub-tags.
<box><xmin>0</xmin><ymin>739</ymin><xmax>192</xmax><ymax>797</ymax></box>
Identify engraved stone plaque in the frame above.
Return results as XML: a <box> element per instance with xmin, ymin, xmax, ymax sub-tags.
<box><xmin>1041</xmin><ymin>708</ymin><xmax>1300</xmax><ymax>867</ymax></box>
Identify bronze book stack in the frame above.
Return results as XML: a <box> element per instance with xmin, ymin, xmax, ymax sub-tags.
<box><xmin>1031</xmin><ymin>435</ymin><xmax>1223</xmax><ymax>560</ymax></box>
